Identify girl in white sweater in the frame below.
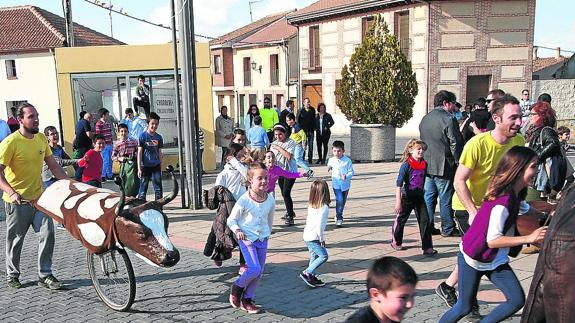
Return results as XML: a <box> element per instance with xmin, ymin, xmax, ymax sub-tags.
<box><xmin>300</xmin><ymin>179</ymin><xmax>330</xmax><ymax>287</ymax></box>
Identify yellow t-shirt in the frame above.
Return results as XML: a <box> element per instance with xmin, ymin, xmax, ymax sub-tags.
<box><xmin>452</xmin><ymin>132</ymin><xmax>525</xmax><ymax>211</ymax></box>
<box><xmin>0</xmin><ymin>132</ymin><xmax>52</xmax><ymax>202</ymax></box>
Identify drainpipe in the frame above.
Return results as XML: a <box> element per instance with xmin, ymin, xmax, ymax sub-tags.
<box><xmin>50</xmin><ymin>48</ymin><xmax>65</xmax><ymax>140</ymax></box>
<box><xmin>282</xmin><ymin>38</ymin><xmax>290</xmax><ymax>99</ymax></box>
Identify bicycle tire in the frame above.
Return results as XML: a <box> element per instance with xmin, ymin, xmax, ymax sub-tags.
<box><xmin>87</xmin><ymin>249</ymin><xmax>136</xmax><ymax>311</ymax></box>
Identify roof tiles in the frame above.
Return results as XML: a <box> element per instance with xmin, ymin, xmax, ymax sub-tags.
<box><xmin>0</xmin><ymin>5</ymin><xmax>124</xmax><ymax>54</ymax></box>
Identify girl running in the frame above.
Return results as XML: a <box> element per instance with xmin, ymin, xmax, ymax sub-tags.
<box><xmin>227</xmin><ymin>162</ymin><xmax>275</xmax><ymax>314</ymax></box>
<box><xmin>264</xmin><ymin>150</ymin><xmax>307</xmax><ymax>195</ymax></box>
<box><xmin>392</xmin><ymin>139</ymin><xmax>436</xmax><ymax>255</ymax></box>
<box><xmin>299</xmin><ymin>179</ymin><xmax>330</xmax><ymax>288</ymax></box>
<box><xmin>439</xmin><ymin>146</ymin><xmax>547</xmax><ymax>322</ymax></box>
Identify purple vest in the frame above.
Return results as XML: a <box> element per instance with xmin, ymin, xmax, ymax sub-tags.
<box><xmin>462</xmin><ymin>194</ymin><xmax>518</xmax><ymax>263</ymax></box>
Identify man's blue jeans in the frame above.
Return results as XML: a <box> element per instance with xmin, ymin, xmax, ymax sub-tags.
<box><xmin>333</xmin><ymin>188</ymin><xmax>349</xmax><ymax>220</ymax></box>
<box><xmin>138</xmin><ymin>165</ymin><xmax>163</xmax><ymax>200</ymax></box>
<box><xmin>424</xmin><ymin>175</ymin><xmax>456</xmax><ymax>234</ymax></box>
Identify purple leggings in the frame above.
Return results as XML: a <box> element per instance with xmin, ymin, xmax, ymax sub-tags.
<box><xmin>234</xmin><ymin>238</ymin><xmax>268</xmax><ymax>299</ymax></box>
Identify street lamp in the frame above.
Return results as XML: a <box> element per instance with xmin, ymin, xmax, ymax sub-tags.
<box><xmin>251</xmin><ymin>61</ymin><xmax>262</xmax><ymax>73</ymax></box>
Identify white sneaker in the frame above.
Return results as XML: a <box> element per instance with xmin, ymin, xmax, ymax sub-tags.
<box><xmin>335</xmin><ymin>219</ymin><xmax>343</xmax><ymax>227</ymax></box>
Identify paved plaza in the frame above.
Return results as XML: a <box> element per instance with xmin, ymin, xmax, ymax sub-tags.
<box><xmin>0</xmin><ymin>150</ymin><xmax>550</xmax><ymax>322</ymax></box>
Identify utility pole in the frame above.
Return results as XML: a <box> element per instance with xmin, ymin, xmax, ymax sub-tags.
<box><xmin>170</xmin><ymin>0</ymin><xmax>186</xmax><ymax>208</ymax></box>
<box><xmin>249</xmin><ymin>0</ymin><xmax>262</xmax><ymax>22</ymax></box>
<box><xmin>62</xmin><ymin>0</ymin><xmax>74</xmax><ymax>46</ymax></box>
<box><xmin>178</xmin><ymin>0</ymin><xmax>202</xmax><ymax>209</ymax></box>
<box><xmin>109</xmin><ymin>0</ymin><xmax>114</xmax><ymax>38</ymax></box>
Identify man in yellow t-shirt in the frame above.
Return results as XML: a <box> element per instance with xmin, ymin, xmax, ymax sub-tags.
<box><xmin>436</xmin><ymin>95</ymin><xmax>546</xmax><ymax>318</ymax></box>
<box><xmin>0</xmin><ymin>103</ymin><xmax>68</xmax><ymax>290</ymax></box>
<box><xmin>259</xmin><ymin>97</ymin><xmax>279</xmax><ymax>143</ymax></box>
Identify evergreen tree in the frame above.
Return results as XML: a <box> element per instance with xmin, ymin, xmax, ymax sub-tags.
<box><xmin>336</xmin><ymin>15</ymin><xmax>418</xmax><ymax>127</ymax></box>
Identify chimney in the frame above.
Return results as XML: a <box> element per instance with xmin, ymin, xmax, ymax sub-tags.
<box><xmin>533</xmin><ymin>46</ymin><xmax>538</xmax><ymax>60</ymax></box>
<box><xmin>556</xmin><ymin>47</ymin><xmax>561</xmax><ymax>59</ymax></box>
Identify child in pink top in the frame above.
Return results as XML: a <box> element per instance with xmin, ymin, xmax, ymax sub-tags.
<box><xmin>264</xmin><ymin>151</ymin><xmax>306</xmax><ymax>193</ymax></box>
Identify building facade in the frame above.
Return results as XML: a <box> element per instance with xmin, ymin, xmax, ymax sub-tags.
<box><xmin>0</xmin><ymin>5</ymin><xmax>123</xmax><ymax>134</ymax></box>
<box><xmin>288</xmin><ymin>0</ymin><xmax>535</xmax><ymax>136</ymax></box>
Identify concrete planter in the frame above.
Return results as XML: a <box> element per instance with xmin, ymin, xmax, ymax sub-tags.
<box><xmin>350</xmin><ymin>124</ymin><xmax>396</xmax><ymax>162</ymax></box>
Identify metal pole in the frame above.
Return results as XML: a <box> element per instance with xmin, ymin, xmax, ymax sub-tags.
<box><xmin>63</xmin><ymin>0</ymin><xmax>74</xmax><ymax>46</ymax></box>
<box><xmin>178</xmin><ymin>0</ymin><xmax>201</xmax><ymax>209</ymax></box>
<box><xmin>171</xmin><ymin>0</ymin><xmax>186</xmax><ymax>208</ymax></box>
<box><xmin>188</xmin><ymin>3</ymin><xmax>203</xmax><ymax>207</ymax></box>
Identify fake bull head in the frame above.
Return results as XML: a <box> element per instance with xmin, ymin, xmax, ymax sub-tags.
<box><xmin>33</xmin><ymin>167</ymin><xmax>180</xmax><ymax>267</ymax></box>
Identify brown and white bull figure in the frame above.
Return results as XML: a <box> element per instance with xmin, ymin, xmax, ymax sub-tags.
<box><xmin>32</xmin><ymin>169</ymin><xmax>180</xmax><ymax>267</ymax></box>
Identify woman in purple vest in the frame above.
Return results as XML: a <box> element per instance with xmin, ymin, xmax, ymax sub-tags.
<box><xmin>440</xmin><ymin>146</ymin><xmax>547</xmax><ymax>323</ymax></box>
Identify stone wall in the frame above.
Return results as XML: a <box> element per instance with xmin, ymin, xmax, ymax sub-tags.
<box><xmin>532</xmin><ymin>79</ymin><xmax>575</xmax><ymax>128</ymax></box>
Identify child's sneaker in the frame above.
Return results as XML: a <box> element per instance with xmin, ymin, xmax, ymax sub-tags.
<box><xmin>240</xmin><ymin>298</ymin><xmax>261</xmax><ymax>314</ymax></box>
<box><xmin>238</xmin><ymin>264</ymin><xmax>248</xmax><ymax>275</ymax></box>
<box><xmin>299</xmin><ymin>272</ymin><xmax>316</xmax><ymax>288</ymax></box>
<box><xmin>306</xmin><ymin>169</ymin><xmax>315</xmax><ymax>178</ymax></box>
<box><xmin>335</xmin><ymin>219</ymin><xmax>343</xmax><ymax>227</ymax></box>
<box><xmin>285</xmin><ymin>216</ymin><xmax>294</xmax><ymax>226</ymax></box>
<box><xmin>311</xmin><ymin>275</ymin><xmax>325</xmax><ymax>287</ymax></box>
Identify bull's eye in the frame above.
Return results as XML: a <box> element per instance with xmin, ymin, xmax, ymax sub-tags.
<box><xmin>140</xmin><ymin>210</ymin><xmax>174</xmax><ymax>251</ymax></box>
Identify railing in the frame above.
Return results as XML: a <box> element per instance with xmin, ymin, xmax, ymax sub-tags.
<box><xmin>301</xmin><ymin>48</ymin><xmax>322</xmax><ymax>70</ymax></box>
<box><xmin>243</xmin><ymin>70</ymin><xmax>251</xmax><ymax>86</ymax></box>
<box><xmin>270</xmin><ymin>68</ymin><xmax>279</xmax><ymax>86</ymax></box>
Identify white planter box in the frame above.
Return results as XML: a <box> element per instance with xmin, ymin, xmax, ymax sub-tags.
<box><xmin>350</xmin><ymin>124</ymin><xmax>395</xmax><ymax>162</ymax></box>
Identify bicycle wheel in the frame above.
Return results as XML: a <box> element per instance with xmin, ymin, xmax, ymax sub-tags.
<box><xmin>87</xmin><ymin>249</ymin><xmax>136</xmax><ymax>311</ymax></box>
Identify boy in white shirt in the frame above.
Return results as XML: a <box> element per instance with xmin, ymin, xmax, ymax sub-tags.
<box><xmin>327</xmin><ymin>140</ymin><xmax>355</xmax><ymax>226</ymax></box>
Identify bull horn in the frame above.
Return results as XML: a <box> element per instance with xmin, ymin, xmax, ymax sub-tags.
<box><xmin>158</xmin><ymin>165</ymin><xmax>178</xmax><ymax>206</ymax></box>
<box><xmin>114</xmin><ymin>176</ymin><xmax>126</xmax><ymax>216</ymax></box>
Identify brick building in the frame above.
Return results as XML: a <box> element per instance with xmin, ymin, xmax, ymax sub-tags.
<box><xmin>288</xmin><ymin>0</ymin><xmax>535</xmax><ymax>135</ymax></box>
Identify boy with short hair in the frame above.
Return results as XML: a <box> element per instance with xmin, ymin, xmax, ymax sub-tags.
<box><xmin>78</xmin><ymin>135</ymin><xmax>106</xmax><ymax>188</ymax></box>
<box><xmin>286</xmin><ymin>113</ymin><xmax>314</xmax><ymax>177</ymax></box>
<box><xmin>327</xmin><ymin>140</ymin><xmax>354</xmax><ymax>226</ymax></box>
<box><xmin>346</xmin><ymin>256</ymin><xmax>417</xmax><ymax>323</ymax></box>
<box><xmin>112</xmin><ymin>123</ymin><xmax>139</xmax><ymax>197</ymax></box>
<box><xmin>247</xmin><ymin>115</ymin><xmax>269</xmax><ymax>153</ymax></box>
<box><xmin>558</xmin><ymin>126</ymin><xmax>574</xmax><ymax>188</ymax></box>
<box><xmin>137</xmin><ymin>112</ymin><xmax>163</xmax><ymax>200</ymax></box>
<box><xmin>95</xmin><ymin>108</ymin><xmax>114</xmax><ymax>181</ymax></box>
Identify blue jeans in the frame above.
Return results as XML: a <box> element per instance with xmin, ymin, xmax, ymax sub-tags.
<box><xmin>333</xmin><ymin>188</ymin><xmax>349</xmax><ymax>220</ymax></box>
<box><xmin>294</xmin><ymin>144</ymin><xmax>311</xmax><ymax>172</ymax></box>
<box><xmin>304</xmin><ymin>240</ymin><xmax>328</xmax><ymax>276</ymax></box>
<box><xmin>424</xmin><ymin>175</ymin><xmax>456</xmax><ymax>234</ymax></box>
<box><xmin>439</xmin><ymin>252</ymin><xmax>525</xmax><ymax>323</ymax></box>
<box><xmin>235</xmin><ymin>238</ymin><xmax>268</xmax><ymax>299</ymax></box>
<box><xmin>100</xmin><ymin>144</ymin><xmax>113</xmax><ymax>179</ymax></box>
<box><xmin>137</xmin><ymin>165</ymin><xmax>163</xmax><ymax>200</ymax></box>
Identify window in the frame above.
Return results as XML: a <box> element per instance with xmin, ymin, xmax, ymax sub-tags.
<box><xmin>270</xmin><ymin>54</ymin><xmax>279</xmax><ymax>86</ymax></box>
<box><xmin>361</xmin><ymin>16</ymin><xmax>375</xmax><ymax>42</ymax></box>
<box><xmin>308</xmin><ymin>26</ymin><xmax>321</xmax><ymax>70</ymax></box>
<box><xmin>248</xmin><ymin>94</ymin><xmax>257</xmax><ymax>106</ymax></box>
<box><xmin>5</xmin><ymin>60</ymin><xmax>17</xmax><ymax>79</ymax></box>
<box><xmin>395</xmin><ymin>11</ymin><xmax>410</xmax><ymax>59</ymax></box>
<box><xmin>6</xmin><ymin>100</ymin><xmax>27</xmax><ymax>116</ymax></box>
<box><xmin>243</xmin><ymin>57</ymin><xmax>251</xmax><ymax>86</ymax></box>
<box><xmin>213</xmin><ymin>55</ymin><xmax>221</xmax><ymax>74</ymax></box>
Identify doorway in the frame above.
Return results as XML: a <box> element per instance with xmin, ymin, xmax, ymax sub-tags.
<box><xmin>303</xmin><ymin>83</ymin><xmax>323</xmax><ymax>108</ymax></box>
<box><xmin>466</xmin><ymin>75</ymin><xmax>491</xmax><ymax>105</ymax></box>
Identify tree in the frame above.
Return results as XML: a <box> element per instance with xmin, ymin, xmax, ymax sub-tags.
<box><xmin>336</xmin><ymin>15</ymin><xmax>418</xmax><ymax>127</ymax></box>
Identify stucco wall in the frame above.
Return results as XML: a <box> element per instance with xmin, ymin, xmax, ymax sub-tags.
<box><xmin>532</xmin><ymin>79</ymin><xmax>575</xmax><ymax>127</ymax></box>
<box><xmin>0</xmin><ymin>52</ymin><xmax>60</xmax><ymax>134</ymax></box>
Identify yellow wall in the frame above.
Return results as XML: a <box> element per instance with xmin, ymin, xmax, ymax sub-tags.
<box><xmin>55</xmin><ymin>43</ymin><xmax>215</xmax><ymax>170</ymax></box>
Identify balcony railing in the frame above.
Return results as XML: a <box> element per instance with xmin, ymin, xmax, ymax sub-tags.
<box><xmin>270</xmin><ymin>68</ymin><xmax>279</xmax><ymax>86</ymax></box>
<box><xmin>243</xmin><ymin>70</ymin><xmax>251</xmax><ymax>86</ymax></box>
<box><xmin>301</xmin><ymin>48</ymin><xmax>322</xmax><ymax>70</ymax></box>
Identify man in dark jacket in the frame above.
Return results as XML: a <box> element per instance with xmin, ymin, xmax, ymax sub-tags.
<box><xmin>419</xmin><ymin>90</ymin><xmax>463</xmax><ymax>237</ymax></box>
<box><xmin>298</xmin><ymin>98</ymin><xmax>316</xmax><ymax>163</ymax></box>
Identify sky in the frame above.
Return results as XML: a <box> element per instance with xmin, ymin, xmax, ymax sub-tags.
<box><xmin>2</xmin><ymin>0</ymin><xmax>573</xmax><ymax>57</ymax></box>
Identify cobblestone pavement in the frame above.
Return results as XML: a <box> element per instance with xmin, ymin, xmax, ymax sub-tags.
<box><xmin>2</xmin><ymin>138</ymin><xmax>567</xmax><ymax>322</ymax></box>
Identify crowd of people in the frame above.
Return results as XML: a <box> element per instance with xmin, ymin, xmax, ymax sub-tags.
<box><xmin>2</xmin><ymin>85</ymin><xmax>574</xmax><ymax>321</ymax></box>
